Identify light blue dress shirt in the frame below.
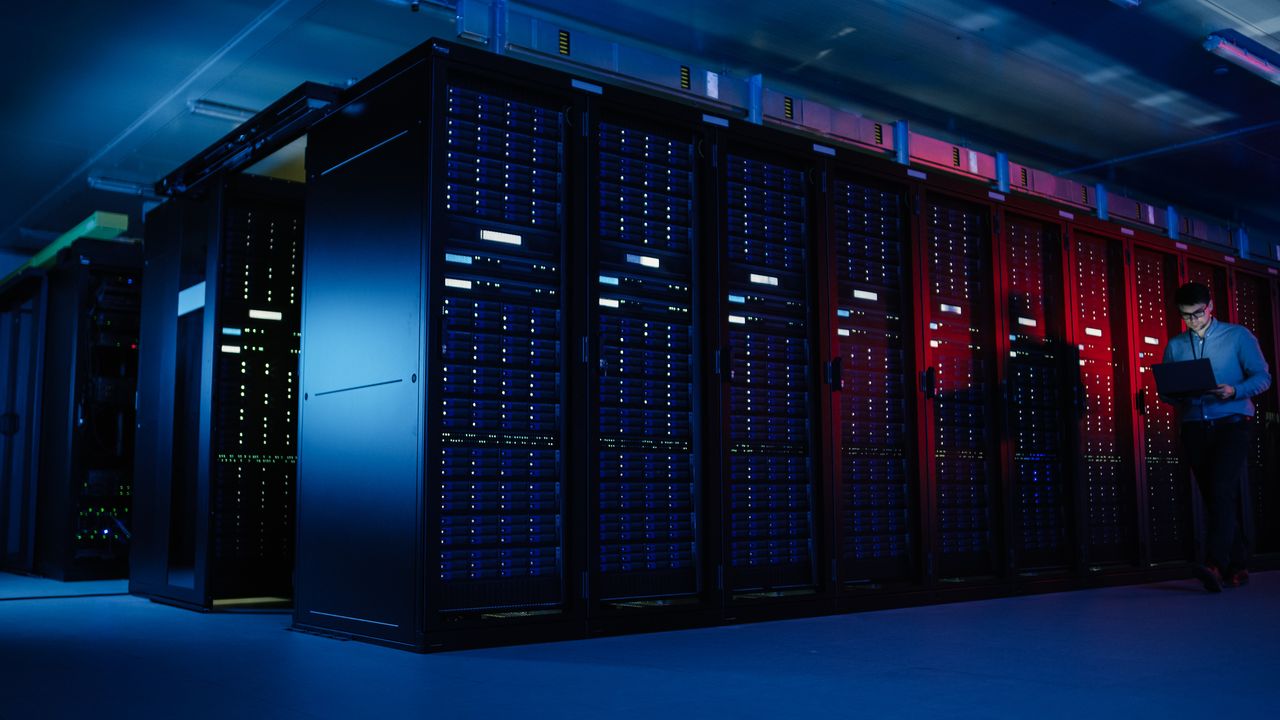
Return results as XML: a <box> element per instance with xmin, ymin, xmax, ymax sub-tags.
<box><xmin>1160</xmin><ymin>318</ymin><xmax>1272</xmax><ymax>420</ymax></box>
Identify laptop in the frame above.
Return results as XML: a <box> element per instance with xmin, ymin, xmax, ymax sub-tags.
<box><xmin>1151</xmin><ymin>358</ymin><xmax>1218</xmax><ymax>397</ymax></box>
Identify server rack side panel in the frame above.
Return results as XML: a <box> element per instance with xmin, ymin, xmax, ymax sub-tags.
<box><xmin>210</xmin><ymin>176</ymin><xmax>303</xmax><ymax>600</ymax></box>
<box><xmin>714</xmin><ymin>134</ymin><xmax>823</xmax><ymax>599</ymax></box>
<box><xmin>1131</xmin><ymin>245</ymin><xmax>1193</xmax><ymax>563</ymax></box>
<box><xmin>295</xmin><ymin>61</ymin><xmax>429</xmax><ymax>647</ymax></box>
<box><xmin>1071</xmin><ymin>231</ymin><xmax>1138</xmax><ymax>567</ymax></box>
<box><xmin>35</xmin><ymin>262</ymin><xmax>81</xmax><ymax>578</ymax></box>
<box><xmin>920</xmin><ymin>190</ymin><xmax>1001</xmax><ymax>580</ymax></box>
<box><xmin>1001</xmin><ymin>213</ymin><xmax>1072</xmax><ymax>573</ymax></box>
<box><xmin>424</xmin><ymin>66</ymin><xmax>573</xmax><ymax>629</ymax></box>
<box><xmin>828</xmin><ymin>168</ymin><xmax>920</xmax><ymax>587</ymax></box>
<box><xmin>0</xmin><ymin>279</ymin><xmax>46</xmax><ymax>573</ymax></box>
<box><xmin>585</xmin><ymin>102</ymin><xmax>707</xmax><ymax>611</ymax></box>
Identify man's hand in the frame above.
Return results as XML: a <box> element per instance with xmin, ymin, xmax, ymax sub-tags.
<box><xmin>1212</xmin><ymin>383</ymin><xmax>1236</xmax><ymax>400</ymax></box>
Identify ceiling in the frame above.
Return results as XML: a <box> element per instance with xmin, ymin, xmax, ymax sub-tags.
<box><xmin>4</xmin><ymin>0</ymin><xmax>1280</xmax><ymax>276</ymax></box>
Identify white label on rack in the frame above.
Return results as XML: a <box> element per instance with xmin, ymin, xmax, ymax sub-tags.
<box><xmin>480</xmin><ymin>229</ymin><xmax>522</xmax><ymax>245</ymax></box>
<box><xmin>1147</xmin><ymin>206</ymin><xmax>1156</xmax><ymax>224</ymax></box>
<box><xmin>598</xmin><ymin>298</ymin><xmax>620</xmax><ymax>308</ymax></box>
<box><xmin>1085</xmin><ymin>327</ymin><xmax>1103</xmax><ymax>337</ymax></box>
<box><xmin>941</xmin><ymin>303</ymin><xmax>962</xmax><ymax>314</ymax></box>
<box><xmin>249</xmin><ymin>309</ymin><xmax>282</xmax><ymax>321</ymax></box>
<box><xmin>1121</xmin><ymin>228</ymin><xmax>1135</xmax><ymax>236</ymax></box>
<box><xmin>627</xmin><ymin>253</ymin><xmax>660</xmax><ymax>268</ymax></box>
<box><xmin>1059</xmin><ymin>210</ymin><xmax>1075</xmax><ymax>220</ymax></box>
<box><xmin>1017</xmin><ymin>317</ymin><xmax>1037</xmax><ymax>327</ymax></box>
<box><xmin>706</xmin><ymin>71</ymin><xmax>720</xmax><ymax>99</ymax></box>
<box><xmin>728</xmin><ymin>315</ymin><xmax>747</xmax><ymax>325</ymax></box>
<box><xmin>929</xmin><ymin>322</ymin><xmax>939</xmax><ymax>330</ymax></box>
<box><xmin>1224</xmin><ymin>255</ymin><xmax>1236</xmax><ymax>263</ymax></box>
<box><xmin>1144</xmin><ymin>336</ymin><xmax>1160</xmax><ymax>345</ymax></box>
<box><xmin>930</xmin><ymin>340</ymin><xmax>939</xmax><ymax>348</ymax></box>
<box><xmin>1175</xmin><ymin>242</ymin><xmax>1188</xmax><ymax>250</ymax></box>
<box><xmin>222</xmin><ymin>328</ymin><xmax>242</xmax><ymax>336</ymax></box>
<box><xmin>853</xmin><ymin>290</ymin><xmax>878</xmax><ymax>301</ymax></box>
<box><xmin>444</xmin><ymin>278</ymin><xmax>472</xmax><ymax>290</ymax></box>
<box><xmin>445</xmin><ymin>253</ymin><xmax>473</xmax><ymax>264</ymax></box>
<box><xmin>728</xmin><ymin>294</ymin><xmax>746</xmax><ymax>304</ymax></box>
<box><xmin>599</xmin><ymin>275</ymin><xmax>619</xmax><ymax>285</ymax></box>
<box><xmin>908</xmin><ymin>169</ymin><xmax>927</xmax><ymax>180</ymax></box>
<box><xmin>968</xmin><ymin>150</ymin><xmax>979</xmax><ymax>174</ymax></box>
<box><xmin>837</xmin><ymin>328</ymin><xmax>850</xmax><ymax>337</ymax></box>
<box><xmin>988</xmin><ymin>191</ymin><xmax>1005</xmax><ymax>202</ymax></box>
<box><xmin>221</xmin><ymin>345</ymin><xmax>241</xmax><ymax>354</ymax></box>
<box><xmin>750</xmin><ymin>273</ymin><xmax>779</xmax><ymax>286</ymax></box>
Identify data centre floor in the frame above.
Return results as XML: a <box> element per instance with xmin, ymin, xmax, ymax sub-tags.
<box><xmin>0</xmin><ymin>571</ymin><xmax>1275</xmax><ymax>719</ymax></box>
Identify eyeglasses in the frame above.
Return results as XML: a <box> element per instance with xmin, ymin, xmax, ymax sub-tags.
<box><xmin>1179</xmin><ymin>305</ymin><xmax>1210</xmax><ymax>322</ymax></box>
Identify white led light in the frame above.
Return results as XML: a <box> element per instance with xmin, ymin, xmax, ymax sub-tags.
<box><xmin>1144</xmin><ymin>336</ymin><xmax>1160</xmax><ymax>345</ymax></box>
<box><xmin>1085</xmin><ymin>327</ymin><xmax>1103</xmax><ymax>337</ymax></box>
<box><xmin>480</xmin><ymin>229</ymin><xmax>522</xmax><ymax>245</ymax></box>
<box><xmin>853</xmin><ymin>290</ymin><xmax>878</xmax><ymax>301</ymax></box>
<box><xmin>1017</xmin><ymin>317</ymin><xmax>1037</xmax><ymax>327</ymax></box>
<box><xmin>444</xmin><ymin>278</ymin><xmax>473</xmax><ymax>290</ymax></box>
<box><xmin>221</xmin><ymin>345</ymin><xmax>242</xmax><ymax>354</ymax></box>
<box><xmin>750</xmin><ymin>273</ymin><xmax>779</xmax><ymax>286</ymax></box>
<box><xmin>626</xmin><ymin>254</ymin><xmax>660</xmax><ymax>268</ymax></box>
<box><xmin>941</xmin><ymin>304</ymin><xmax>962</xmax><ymax>315</ymax></box>
<box><xmin>599</xmin><ymin>275</ymin><xmax>619</xmax><ymax>285</ymax></box>
<box><xmin>728</xmin><ymin>315</ymin><xmax>747</xmax><ymax>325</ymax></box>
<box><xmin>445</xmin><ymin>253</ymin><xmax>473</xmax><ymax>264</ymax></box>
<box><xmin>249</xmin><ymin>309</ymin><xmax>283</xmax><ymax>321</ymax></box>
<box><xmin>599</xmin><ymin>298</ymin><xmax>620</xmax><ymax>308</ymax></box>
<box><xmin>222</xmin><ymin>328</ymin><xmax>242</xmax><ymax>336</ymax></box>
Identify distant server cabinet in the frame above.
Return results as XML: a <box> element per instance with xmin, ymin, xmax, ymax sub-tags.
<box><xmin>999</xmin><ymin>213</ymin><xmax>1072</xmax><ymax>573</ymax></box>
<box><xmin>920</xmin><ymin>192</ymin><xmax>1001</xmax><ymax>580</ymax></box>
<box><xmin>1131</xmin><ymin>245</ymin><xmax>1194</xmax><ymax>564</ymax></box>
<box><xmin>0</xmin><ymin>240</ymin><xmax>140</xmax><ymax>580</ymax></box>
<box><xmin>133</xmin><ymin>174</ymin><xmax>302</xmax><ymax>607</ymax></box>
<box><xmin>825</xmin><ymin>171</ymin><xmax>919</xmax><ymax>587</ymax></box>
<box><xmin>0</xmin><ymin>272</ymin><xmax>45</xmax><ymax>572</ymax></box>
<box><xmin>1229</xmin><ymin>268</ymin><xmax>1279</xmax><ymax>555</ymax></box>
<box><xmin>1070</xmin><ymin>231</ymin><xmax>1137</xmax><ymax>567</ymax></box>
<box><xmin>713</xmin><ymin>136</ymin><xmax>822</xmax><ymax>600</ymax></box>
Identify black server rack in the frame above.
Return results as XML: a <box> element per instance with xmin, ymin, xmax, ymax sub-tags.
<box><xmin>1070</xmin><ymin>232</ymin><xmax>1137</xmax><ymax>567</ymax></box>
<box><xmin>132</xmin><ymin>173</ymin><xmax>302</xmax><ymax>607</ymax></box>
<box><xmin>1230</xmin><ymin>270</ymin><xmax>1279</xmax><ymax>555</ymax></box>
<box><xmin>1000</xmin><ymin>214</ymin><xmax>1072</xmax><ymax>572</ymax></box>
<box><xmin>826</xmin><ymin>171</ymin><xmax>918</xmax><ymax>586</ymax></box>
<box><xmin>921</xmin><ymin>192</ymin><xmax>1000</xmax><ymax>579</ymax></box>
<box><xmin>0</xmin><ymin>272</ymin><xmax>47</xmax><ymax>572</ymax></box>
<box><xmin>1132</xmin><ymin>245</ymin><xmax>1194</xmax><ymax>563</ymax></box>
<box><xmin>713</xmin><ymin>139</ymin><xmax>822</xmax><ymax>600</ymax></box>
<box><xmin>1185</xmin><ymin>259</ymin><xmax>1230</xmax><ymax>312</ymax></box>
<box><xmin>583</xmin><ymin>98</ymin><xmax>711</xmax><ymax>618</ymax></box>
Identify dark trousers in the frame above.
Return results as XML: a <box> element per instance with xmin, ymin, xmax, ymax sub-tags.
<box><xmin>1180</xmin><ymin>420</ymin><xmax>1254</xmax><ymax>571</ymax></box>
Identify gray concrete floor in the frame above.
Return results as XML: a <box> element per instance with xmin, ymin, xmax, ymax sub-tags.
<box><xmin>0</xmin><ymin>571</ymin><xmax>1276</xmax><ymax>719</ymax></box>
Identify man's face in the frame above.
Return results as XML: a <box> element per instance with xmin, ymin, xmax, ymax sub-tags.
<box><xmin>1178</xmin><ymin>301</ymin><xmax>1213</xmax><ymax>334</ymax></box>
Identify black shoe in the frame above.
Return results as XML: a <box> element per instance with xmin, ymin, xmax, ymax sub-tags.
<box><xmin>1192</xmin><ymin>564</ymin><xmax>1223</xmax><ymax>593</ymax></box>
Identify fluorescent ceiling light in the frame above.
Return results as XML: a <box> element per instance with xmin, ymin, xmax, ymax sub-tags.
<box><xmin>1205</xmin><ymin>34</ymin><xmax>1280</xmax><ymax>85</ymax></box>
<box><xmin>87</xmin><ymin>175</ymin><xmax>155</xmax><ymax>196</ymax></box>
<box><xmin>188</xmin><ymin>98</ymin><xmax>259</xmax><ymax>123</ymax></box>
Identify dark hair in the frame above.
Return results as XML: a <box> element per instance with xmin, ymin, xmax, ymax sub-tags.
<box><xmin>1174</xmin><ymin>282</ymin><xmax>1211</xmax><ymax>308</ymax></box>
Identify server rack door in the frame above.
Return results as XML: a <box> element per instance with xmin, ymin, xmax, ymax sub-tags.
<box><xmin>1001</xmin><ymin>214</ymin><xmax>1072</xmax><ymax>572</ymax></box>
<box><xmin>828</xmin><ymin>173</ymin><xmax>918</xmax><ymax>585</ymax></box>
<box><xmin>1132</xmin><ymin>246</ymin><xmax>1193</xmax><ymax>563</ymax></box>
<box><xmin>428</xmin><ymin>79</ymin><xmax>569</xmax><ymax>617</ymax></box>
<box><xmin>1230</xmin><ymin>271</ymin><xmax>1279</xmax><ymax>555</ymax></box>
<box><xmin>1184</xmin><ymin>260</ymin><xmax>1229</xmax><ymax>314</ymax></box>
<box><xmin>921</xmin><ymin>192</ymin><xmax>1000</xmax><ymax>579</ymax></box>
<box><xmin>1071</xmin><ymin>232</ymin><xmax>1137</xmax><ymax>566</ymax></box>
<box><xmin>717</xmin><ymin>146</ymin><xmax>820</xmax><ymax>595</ymax></box>
<box><xmin>209</xmin><ymin>179</ymin><xmax>302</xmax><ymax>600</ymax></box>
<box><xmin>587</xmin><ymin>115</ymin><xmax>704</xmax><ymax>607</ymax></box>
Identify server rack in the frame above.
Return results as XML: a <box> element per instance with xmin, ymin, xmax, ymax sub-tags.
<box><xmin>710</xmin><ymin>129</ymin><xmax>825</xmax><ymax>608</ymax></box>
<box><xmin>918</xmin><ymin>190</ymin><xmax>1002</xmax><ymax>581</ymax></box>
<box><xmin>824</xmin><ymin>165</ymin><xmax>921</xmax><ymax>589</ymax></box>
<box><xmin>132</xmin><ymin>173</ymin><xmax>302</xmax><ymax>608</ymax></box>
<box><xmin>1130</xmin><ymin>243</ymin><xmax>1195</xmax><ymax>564</ymax></box>
<box><xmin>1069</xmin><ymin>230</ymin><xmax>1139</xmax><ymax>568</ymax></box>
<box><xmin>999</xmin><ymin>212</ymin><xmax>1073</xmax><ymax>574</ymax></box>
<box><xmin>1229</xmin><ymin>268</ymin><xmax>1280</xmax><ymax>556</ymax></box>
<box><xmin>0</xmin><ymin>272</ymin><xmax>47</xmax><ymax>573</ymax></box>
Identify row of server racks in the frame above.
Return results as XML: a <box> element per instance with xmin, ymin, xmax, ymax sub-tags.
<box><xmin>294</xmin><ymin>41</ymin><xmax>1279</xmax><ymax>650</ymax></box>
<box><xmin>0</xmin><ymin>239</ymin><xmax>141</xmax><ymax>580</ymax></box>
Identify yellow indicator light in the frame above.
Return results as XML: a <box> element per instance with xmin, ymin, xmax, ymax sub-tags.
<box><xmin>680</xmin><ymin>65</ymin><xmax>691</xmax><ymax>90</ymax></box>
<box><xmin>873</xmin><ymin>123</ymin><xmax>883</xmax><ymax>145</ymax></box>
<box><xmin>558</xmin><ymin>30</ymin><xmax>570</xmax><ymax>56</ymax></box>
<box><xmin>1020</xmin><ymin>167</ymin><xmax>1029</xmax><ymax>187</ymax></box>
<box><xmin>952</xmin><ymin>147</ymin><xmax>961</xmax><ymax>167</ymax></box>
<box><xmin>783</xmin><ymin>96</ymin><xmax>794</xmax><ymax>120</ymax></box>
<box><xmin>1081</xmin><ymin>185</ymin><xmax>1089</xmax><ymax>204</ymax></box>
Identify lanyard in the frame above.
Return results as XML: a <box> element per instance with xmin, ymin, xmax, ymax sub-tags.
<box><xmin>1188</xmin><ymin>320</ymin><xmax>1211</xmax><ymax>360</ymax></box>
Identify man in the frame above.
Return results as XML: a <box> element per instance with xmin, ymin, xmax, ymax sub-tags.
<box><xmin>1160</xmin><ymin>282</ymin><xmax>1271</xmax><ymax>592</ymax></box>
